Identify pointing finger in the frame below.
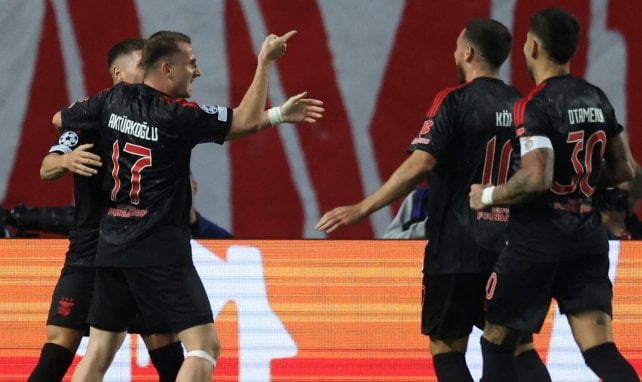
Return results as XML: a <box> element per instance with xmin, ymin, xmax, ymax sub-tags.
<box><xmin>279</xmin><ymin>30</ymin><xmax>297</xmax><ymax>42</ymax></box>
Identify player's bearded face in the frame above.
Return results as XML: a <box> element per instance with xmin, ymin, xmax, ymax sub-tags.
<box><xmin>523</xmin><ymin>32</ymin><xmax>535</xmax><ymax>79</ymax></box>
<box><xmin>454</xmin><ymin>29</ymin><xmax>467</xmax><ymax>84</ymax></box>
<box><xmin>456</xmin><ymin>62</ymin><xmax>466</xmax><ymax>84</ymax></box>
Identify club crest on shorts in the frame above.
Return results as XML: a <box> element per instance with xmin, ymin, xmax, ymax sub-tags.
<box><xmin>58</xmin><ymin>131</ymin><xmax>79</xmax><ymax>148</ymax></box>
<box><xmin>56</xmin><ymin>297</ymin><xmax>75</xmax><ymax>318</ymax></box>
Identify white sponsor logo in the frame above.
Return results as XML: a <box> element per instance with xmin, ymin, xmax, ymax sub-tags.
<box><xmin>217</xmin><ymin>106</ymin><xmax>227</xmax><ymax>122</ymax></box>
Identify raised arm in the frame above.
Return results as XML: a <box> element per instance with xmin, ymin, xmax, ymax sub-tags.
<box><xmin>226</xmin><ymin>31</ymin><xmax>324</xmax><ymax>140</ymax></box>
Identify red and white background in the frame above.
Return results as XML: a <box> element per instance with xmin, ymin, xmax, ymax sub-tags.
<box><xmin>0</xmin><ymin>0</ymin><xmax>640</xmax><ymax>381</ymax></box>
<box><xmin>2</xmin><ymin>0</ymin><xmax>642</xmax><ymax>238</ymax></box>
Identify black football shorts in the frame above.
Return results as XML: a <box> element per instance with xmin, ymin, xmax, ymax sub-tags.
<box><xmin>485</xmin><ymin>246</ymin><xmax>613</xmax><ymax>333</ymax></box>
<box><xmin>421</xmin><ymin>272</ymin><xmax>488</xmax><ymax>340</ymax></box>
<box><xmin>88</xmin><ymin>264</ymin><xmax>213</xmax><ymax>333</ymax></box>
<box><xmin>46</xmin><ymin>265</ymin><xmax>95</xmax><ymax>332</ymax></box>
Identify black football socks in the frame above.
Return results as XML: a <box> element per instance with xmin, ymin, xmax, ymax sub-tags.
<box><xmin>28</xmin><ymin>342</ymin><xmax>75</xmax><ymax>382</ymax></box>
<box><xmin>432</xmin><ymin>351</ymin><xmax>474</xmax><ymax>382</ymax></box>
<box><xmin>480</xmin><ymin>336</ymin><xmax>518</xmax><ymax>382</ymax></box>
<box><xmin>149</xmin><ymin>341</ymin><xmax>185</xmax><ymax>382</ymax></box>
<box><xmin>582</xmin><ymin>342</ymin><xmax>640</xmax><ymax>382</ymax></box>
<box><xmin>515</xmin><ymin>349</ymin><xmax>552</xmax><ymax>382</ymax></box>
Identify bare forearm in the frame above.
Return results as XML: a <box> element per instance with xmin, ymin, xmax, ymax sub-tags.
<box><xmin>228</xmin><ymin>60</ymin><xmax>273</xmax><ymax>139</ymax></box>
<box><xmin>362</xmin><ymin>168</ymin><xmax>425</xmax><ymax>216</ymax></box>
<box><xmin>598</xmin><ymin>161</ymin><xmax>634</xmax><ymax>188</ymax></box>
<box><xmin>493</xmin><ymin>169</ymin><xmax>548</xmax><ymax>205</ymax></box>
<box><xmin>40</xmin><ymin>153</ymin><xmax>67</xmax><ymax>180</ymax></box>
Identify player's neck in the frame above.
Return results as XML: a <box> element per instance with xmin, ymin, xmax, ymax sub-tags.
<box><xmin>533</xmin><ymin>61</ymin><xmax>570</xmax><ymax>85</ymax></box>
<box><xmin>466</xmin><ymin>68</ymin><xmax>499</xmax><ymax>82</ymax></box>
<box><xmin>144</xmin><ymin>76</ymin><xmax>175</xmax><ymax>98</ymax></box>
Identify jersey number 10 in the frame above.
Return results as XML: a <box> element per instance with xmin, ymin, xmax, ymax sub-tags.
<box><xmin>482</xmin><ymin>136</ymin><xmax>512</xmax><ymax>185</ymax></box>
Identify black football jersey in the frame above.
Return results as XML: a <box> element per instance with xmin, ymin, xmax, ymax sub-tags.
<box><xmin>61</xmin><ymin>82</ymin><xmax>232</xmax><ymax>266</ymax></box>
<box><xmin>409</xmin><ymin>77</ymin><xmax>521</xmax><ymax>275</ymax></box>
<box><xmin>48</xmin><ymin>128</ymin><xmax>103</xmax><ymax>266</ymax></box>
<box><xmin>508</xmin><ymin>75</ymin><xmax>622</xmax><ymax>260</ymax></box>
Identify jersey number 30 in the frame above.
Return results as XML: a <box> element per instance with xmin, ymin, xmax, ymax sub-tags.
<box><xmin>551</xmin><ymin>130</ymin><xmax>606</xmax><ymax>197</ymax></box>
<box><xmin>110</xmin><ymin>140</ymin><xmax>152</xmax><ymax>205</ymax></box>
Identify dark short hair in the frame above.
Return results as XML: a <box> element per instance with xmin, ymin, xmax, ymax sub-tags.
<box><xmin>143</xmin><ymin>31</ymin><xmax>192</xmax><ymax>73</ymax></box>
<box><xmin>530</xmin><ymin>8</ymin><xmax>580</xmax><ymax>64</ymax></box>
<box><xmin>464</xmin><ymin>19</ymin><xmax>512</xmax><ymax>70</ymax></box>
<box><xmin>106</xmin><ymin>38</ymin><xmax>145</xmax><ymax>70</ymax></box>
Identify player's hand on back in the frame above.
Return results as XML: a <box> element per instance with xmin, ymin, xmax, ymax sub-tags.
<box><xmin>62</xmin><ymin>143</ymin><xmax>102</xmax><ymax>177</ymax></box>
<box><xmin>259</xmin><ymin>30</ymin><xmax>297</xmax><ymax>62</ymax></box>
<box><xmin>280</xmin><ymin>92</ymin><xmax>324</xmax><ymax>124</ymax></box>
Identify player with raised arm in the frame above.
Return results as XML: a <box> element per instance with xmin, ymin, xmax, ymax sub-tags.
<box><xmin>32</xmin><ymin>38</ymin><xmax>184</xmax><ymax>382</ymax></box>
<box><xmin>58</xmin><ymin>31</ymin><xmax>322</xmax><ymax>382</ymax></box>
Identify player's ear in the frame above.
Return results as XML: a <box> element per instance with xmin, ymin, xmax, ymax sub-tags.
<box><xmin>464</xmin><ymin>45</ymin><xmax>474</xmax><ymax>63</ymax></box>
<box><xmin>110</xmin><ymin>66</ymin><xmax>120</xmax><ymax>83</ymax></box>
<box><xmin>160</xmin><ymin>61</ymin><xmax>173</xmax><ymax>79</ymax></box>
<box><xmin>526</xmin><ymin>35</ymin><xmax>539</xmax><ymax>60</ymax></box>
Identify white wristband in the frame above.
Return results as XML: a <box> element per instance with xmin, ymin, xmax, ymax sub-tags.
<box><xmin>268</xmin><ymin>106</ymin><xmax>283</xmax><ymax>126</ymax></box>
<box><xmin>481</xmin><ymin>186</ymin><xmax>496</xmax><ymax>206</ymax></box>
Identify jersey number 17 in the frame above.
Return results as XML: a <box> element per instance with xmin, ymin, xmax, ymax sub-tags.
<box><xmin>110</xmin><ymin>140</ymin><xmax>152</xmax><ymax>205</ymax></box>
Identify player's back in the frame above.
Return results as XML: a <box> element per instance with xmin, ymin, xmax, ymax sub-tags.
<box><xmin>510</xmin><ymin>74</ymin><xmax>622</xmax><ymax>260</ymax></box>
<box><xmin>411</xmin><ymin>77</ymin><xmax>521</xmax><ymax>274</ymax></box>
<box><xmin>98</xmin><ymin>83</ymin><xmax>193</xmax><ymax>246</ymax></box>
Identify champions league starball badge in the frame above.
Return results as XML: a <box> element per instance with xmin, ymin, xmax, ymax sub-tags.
<box><xmin>199</xmin><ymin>104</ymin><xmax>218</xmax><ymax>114</ymax></box>
<box><xmin>58</xmin><ymin>131</ymin><xmax>79</xmax><ymax>148</ymax></box>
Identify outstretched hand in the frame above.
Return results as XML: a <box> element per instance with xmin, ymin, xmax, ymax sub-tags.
<box><xmin>281</xmin><ymin>92</ymin><xmax>324</xmax><ymax>124</ymax></box>
<box><xmin>63</xmin><ymin>143</ymin><xmax>102</xmax><ymax>176</ymax></box>
<box><xmin>315</xmin><ymin>204</ymin><xmax>366</xmax><ymax>234</ymax></box>
<box><xmin>260</xmin><ymin>30</ymin><xmax>297</xmax><ymax>62</ymax></box>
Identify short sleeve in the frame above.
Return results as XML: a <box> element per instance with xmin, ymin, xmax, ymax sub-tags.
<box><xmin>60</xmin><ymin>89</ymin><xmax>109</xmax><ymax>131</ymax></box>
<box><xmin>514</xmin><ymin>97</ymin><xmax>552</xmax><ymax>139</ymax></box>
<box><xmin>596</xmin><ymin>88</ymin><xmax>623</xmax><ymax>138</ymax></box>
<box><xmin>408</xmin><ymin>88</ymin><xmax>458</xmax><ymax>161</ymax></box>
<box><xmin>48</xmin><ymin>127</ymin><xmax>99</xmax><ymax>154</ymax></box>
<box><xmin>173</xmin><ymin>100</ymin><xmax>233</xmax><ymax>145</ymax></box>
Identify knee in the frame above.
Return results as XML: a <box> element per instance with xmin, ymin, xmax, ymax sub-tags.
<box><xmin>210</xmin><ymin>337</ymin><xmax>221</xmax><ymax>360</ymax></box>
<box><xmin>483</xmin><ymin>322</ymin><xmax>521</xmax><ymax>347</ymax></box>
<box><xmin>429</xmin><ymin>337</ymin><xmax>468</xmax><ymax>355</ymax></box>
<box><xmin>46</xmin><ymin>325</ymin><xmax>83</xmax><ymax>351</ymax></box>
<box><xmin>184</xmin><ymin>332</ymin><xmax>221</xmax><ymax>360</ymax></box>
